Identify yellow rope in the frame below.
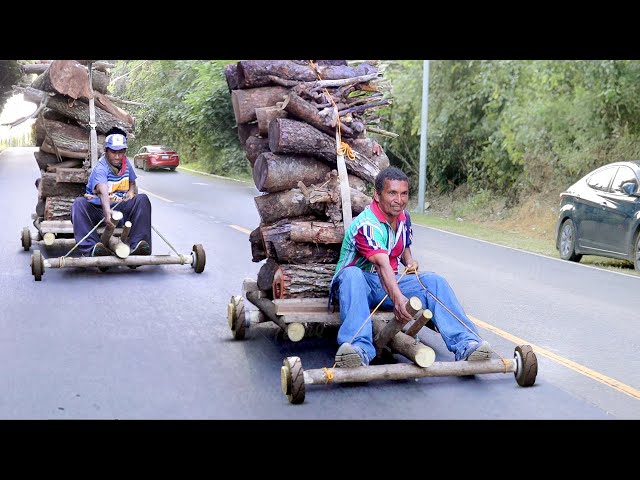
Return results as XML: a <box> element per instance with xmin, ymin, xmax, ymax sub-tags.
<box><xmin>322</xmin><ymin>367</ymin><xmax>334</xmax><ymax>383</ymax></box>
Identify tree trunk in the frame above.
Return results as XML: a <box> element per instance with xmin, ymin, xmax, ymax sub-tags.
<box><xmin>44</xmin><ymin>196</ymin><xmax>76</xmax><ymax>221</ymax></box>
<box><xmin>252</xmin><ymin>152</ymin><xmax>332</xmax><ymax>193</ymax></box>
<box><xmin>19</xmin><ymin>86</ymin><xmax>134</xmax><ymax>136</ymax></box>
<box><xmin>257</xmin><ymin>257</ymin><xmax>280</xmax><ymax>291</ymax></box>
<box><xmin>254</xmin><ymin>188</ymin><xmax>324</xmax><ymax>225</ymax></box>
<box><xmin>237</xmin><ymin>122</ymin><xmax>259</xmax><ymax>146</ymax></box>
<box><xmin>224</xmin><ymin>63</ymin><xmax>239</xmax><ymax>91</ymax></box>
<box><xmin>269</xmin><ymin>118</ymin><xmax>387</xmax><ymax>183</ymax></box>
<box><xmin>46</xmin><ymin>158</ymin><xmax>83</xmax><ymax>172</ymax></box>
<box><xmin>283</xmin><ymin>91</ymin><xmax>354</xmax><ymax>138</ymax></box>
<box><xmin>289</xmin><ymin>220</ymin><xmax>344</xmax><ymax>244</ymax></box>
<box><xmin>272</xmin><ymin>263</ymin><xmax>336</xmax><ymax>299</ymax></box>
<box><xmin>30</xmin><ymin>60</ymin><xmax>109</xmax><ymax>98</ymax></box>
<box><xmin>55</xmin><ymin>167</ymin><xmax>89</xmax><ymax>184</ymax></box>
<box><xmin>255</xmin><ymin>105</ymin><xmax>288</xmax><ymax>136</ymax></box>
<box><xmin>94</xmin><ymin>91</ymin><xmax>135</xmax><ymax>126</ymax></box>
<box><xmin>249</xmin><ymin>226</ymin><xmax>267</xmax><ymax>262</ymax></box>
<box><xmin>231</xmin><ymin>86</ymin><xmax>288</xmax><ymax>124</ymax></box>
<box><xmin>244</xmin><ymin>136</ymin><xmax>270</xmax><ymax>167</ymax></box>
<box><xmin>38</xmin><ymin>172</ymin><xmax>86</xmax><ymax>199</ymax></box>
<box><xmin>34</xmin><ymin>150</ymin><xmax>61</xmax><ymax>171</ymax></box>
<box><xmin>261</xmin><ymin>220</ymin><xmax>340</xmax><ymax>264</ymax></box>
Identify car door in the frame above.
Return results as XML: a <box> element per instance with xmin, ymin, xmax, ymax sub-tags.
<box><xmin>574</xmin><ymin>166</ymin><xmax>616</xmax><ymax>251</ymax></box>
<box><xmin>598</xmin><ymin>165</ymin><xmax>640</xmax><ymax>254</ymax></box>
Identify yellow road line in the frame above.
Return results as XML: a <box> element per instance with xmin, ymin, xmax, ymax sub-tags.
<box><xmin>230</xmin><ymin>225</ymin><xmax>252</xmax><ymax>235</ymax></box>
<box><xmin>471</xmin><ymin>315</ymin><xmax>640</xmax><ymax>401</ymax></box>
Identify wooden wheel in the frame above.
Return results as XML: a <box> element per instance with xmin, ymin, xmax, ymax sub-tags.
<box><xmin>31</xmin><ymin>249</ymin><xmax>44</xmax><ymax>281</ymax></box>
<box><xmin>281</xmin><ymin>356</ymin><xmax>305</xmax><ymax>404</ymax></box>
<box><xmin>192</xmin><ymin>244</ymin><xmax>206</xmax><ymax>273</ymax></box>
<box><xmin>227</xmin><ymin>295</ymin><xmax>246</xmax><ymax>340</ymax></box>
<box><xmin>514</xmin><ymin>345</ymin><xmax>538</xmax><ymax>387</ymax></box>
<box><xmin>21</xmin><ymin>227</ymin><xmax>31</xmax><ymax>251</ymax></box>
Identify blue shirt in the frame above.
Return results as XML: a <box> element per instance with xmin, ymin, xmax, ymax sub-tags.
<box><xmin>84</xmin><ymin>155</ymin><xmax>137</xmax><ymax>205</ymax></box>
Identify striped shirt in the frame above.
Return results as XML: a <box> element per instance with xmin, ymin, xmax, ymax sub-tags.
<box><xmin>332</xmin><ymin>200</ymin><xmax>413</xmax><ymax>280</ymax></box>
<box><xmin>84</xmin><ymin>155</ymin><xmax>137</xmax><ymax>205</ymax></box>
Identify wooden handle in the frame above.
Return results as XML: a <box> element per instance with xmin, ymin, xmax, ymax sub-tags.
<box><xmin>374</xmin><ymin>296</ymin><xmax>422</xmax><ymax>351</ymax></box>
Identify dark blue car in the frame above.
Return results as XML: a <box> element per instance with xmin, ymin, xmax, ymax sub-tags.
<box><xmin>555</xmin><ymin>160</ymin><xmax>640</xmax><ymax>270</ymax></box>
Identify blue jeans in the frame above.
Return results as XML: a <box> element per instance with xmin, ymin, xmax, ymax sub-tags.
<box><xmin>332</xmin><ymin>267</ymin><xmax>482</xmax><ymax>362</ymax></box>
<box><xmin>71</xmin><ymin>194</ymin><xmax>152</xmax><ymax>256</ymax></box>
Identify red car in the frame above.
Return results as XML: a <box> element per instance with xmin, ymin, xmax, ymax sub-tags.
<box><xmin>133</xmin><ymin>145</ymin><xmax>180</xmax><ymax>171</ymax></box>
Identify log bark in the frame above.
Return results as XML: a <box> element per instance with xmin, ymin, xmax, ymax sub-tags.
<box><xmin>272</xmin><ymin>263</ymin><xmax>336</xmax><ymax>299</ymax></box>
<box><xmin>289</xmin><ymin>220</ymin><xmax>344</xmax><ymax>244</ymax></box>
<box><xmin>244</xmin><ymin>135</ymin><xmax>270</xmax><ymax>166</ymax></box>
<box><xmin>34</xmin><ymin>150</ymin><xmax>61</xmax><ymax>171</ymax></box>
<box><xmin>30</xmin><ymin>60</ymin><xmax>109</xmax><ymax>98</ymax></box>
<box><xmin>255</xmin><ymin>105</ymin><xmax>288</xmax><ymax>136</ymax></box>
<box><xmin>253</xmin><ymin>152</ymin><xmax>332</xmax><ymax>193</ymax></box>
<box><xmin>302</xmin><ymin>171</ymin><xmax>372</xmax><ymax>223</ymax></box>
<box><xmin>38</xmin><ymin>172</ymin><xmax>86</xmax><ymax>199</ymax></box>
<box><xmin>37</xmin><ymin>118</ymin><xmax>105</xmax><ymax>159</ymax></box>
<box><xmin>257</xmin><ymin>257</ymin><xmax>280</xmax><ymax>291</ymax></box>
<box><xmin>269</xmin><ymin>118</ymin><xmax>387</xmax><ymax>183</ymax></box>
<box><xmin>55</xmin><ymin>167</ymin><xmax>89</xmax><ymax>184</ymax></box>
<box><xmin>46</xmin><ymin>158</ymin><xmax>83</xmax><ymax>172</ymax></box>
<box><xmin>19</xmin><ymin>86</ymin><xmax>134</xmax><ymax>136</ymax></box>
<box><xmin>373</xmin><ymin>297</ymin><xmax>422</xmax><ymax>352</ymax></box>
<box><xmin>372</xmin><ymin>319</ymin><xmax>436</xmax><ymax>367</ymax></box>
<box><xmin>94</xmin><ymin>91</ymin><xmax>135</xmax><ymax>126</ymax></box>
<box><xmin>44</xmin><ymin>196</ymin><xmax>76</xmax><ymax>221</ymax></box>
<box><xmin>249</xmin><ymin>226</ymin><xmax>267</xmax><ymax>262</ymax></box>
<box><xmin>236</xmin><ymin>60</ymin><xmax>377</xmax><ymax>89</ymax></box>
<box><xmin>224</xmin><ymin>63</ymin><xmax>239</xmax><ymax>91</ymax></box>
<box><xmin>254</xmin><ymin>188</ymin><xmax>324</xmax><ymax>225</ymax></box>
<box><xmin>283</xmin><ymin>91</ymin><xmax>354</xmax><ymax>138</ymax></box>
<box><xmin>260</xmin><ymin>220</ymin><xmax>340</xmax><ymax>264</ymax></box>
<box><xmin>231</xmin><ymin>86</ymin><xmax>288</xmax><ymax>124</ymax></box>
<box><xmin>237</xmin><ymin>122</ymin><xmax>259</xmax><ymax>146</ymax></box>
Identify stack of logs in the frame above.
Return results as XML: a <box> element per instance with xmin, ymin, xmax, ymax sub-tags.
<box><xmin>226</xmin><ymin>60</ymin><xmax>392</xmax><ymax>300</ymax></box>
<box><xmin>15</xmin><ymin>60</ymin><xmax>135</xmax><ymax>231</ymax></box>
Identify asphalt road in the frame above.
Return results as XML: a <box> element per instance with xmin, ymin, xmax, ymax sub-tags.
<box><xmin>1</xmin><ymin>147</ymin><xmax>638</xmax><ymax>420</ymax></box>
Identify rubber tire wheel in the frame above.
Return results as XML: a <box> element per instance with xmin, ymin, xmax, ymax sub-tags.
<box><xmin>192</xmin><ymin>244</ymin><xmax>206</xmax><ymax>273</ymax></box>
<box><xmin>282</xmin><ymin>357</ymin><xmax>305</xmax><ymax>404</ymax></box>
<box><xmin>632</xmin><ymin>230</ymin><xmax>640</xmax><ymax>271</ymax></box>
<box><xmin>21</xmin><ymin>226</ymin><xmax>31</xmax><ymax>251</ymax></box>
<box><xmin>169</xmin><ymin>167</ymin><xmax>176</xmax><ymax>171</ymax></box>
<box><xmin>558</xmin><ymin>218</ymin><xmax>582</xmax><ymax>262</ymax></box>
<box><xmin>143</xmin><ymin>161</ymin><xmax>149</xmax><ymax>172</ymax></box>
<box><xmin>514</xmin><ymin>345</ymin><xmax>538</xmax><ymax>387</ymax></box>
<box><xmin>98</xmin><ymin>267</ymin><xmax>109</xmax><ymax>272</ymax></box>
<box><xmin>227</xmin><ymin>296</ymin><xmax>246</xmax><ymax>340</ymax></box>
<box><xmin>31</xmin><ymin>249</ymin><xmax>43</xmax><ymax>281</ymax></box>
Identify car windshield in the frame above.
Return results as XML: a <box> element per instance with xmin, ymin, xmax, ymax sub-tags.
<box><xmin>148</xmin><ymin>146</ymin><xmax>174</xmax><ymax>153</ymax></box>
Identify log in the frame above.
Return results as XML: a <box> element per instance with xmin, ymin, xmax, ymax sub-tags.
<box><xmin>55</xmin><ymin>167</ymin><xmax>89</xmax><ymax>184</ymax></box>
<box><xmin>255</xmin><ymin>105</ymin><xmax>288</xmax><ymax>136</ymax></box>
<box><xmin>269</xmin><ymin>118</ymin><xmax>387</xmax><ymax>183</ymax></box>
<box><xmin>373</xmin><ymin>297</ymin><xmax>422</xmax><ymax>352</ymax></box>
<box><xmin>94</xmin><ymin>91</ymin><xmax>135</xmax><ymax>126</ymax></box>
<box><xmin>236</xmin><ymin>60</ymin><xmax>378</xmax><ymax>89</ymax></box>
<box><xmin>237</xmin><ymin>122</ymin><xmax>259</xmax><ymax>146</ymax></box>
<box><xmin>38</xmin><ymin>117</ymin><xmax>106</xmax><ymax>159</ymax></box>
<box><xmin>224</xmin><ymin>63</ymin><xmax>239</xmax><ymax>91</ymax></box>
<box><xmin>46</xmin><ymin>158</ymin><xmax>83</xmax><ymax>172</ymax></box>
<box><xmin>231</xmin><ymin>86</ymin><xmax>288</xmax><ymax>124</ymax></box>
<box><xmin>34</xmin><ymin>150</ymin><xmax>61</xmax><ymax>171</ymax></box>
<box><xmin>44</xmin><ymin>196</ymin><xmax>76</xmax><ymax>221</ymax></box>
<box><xmin>404</xmin><ymin>309</ymin><xmax>434</xmax><ymax>338</ymax></box>
<box><xmin>244</xmin><ymin>135</ymin><xmax>270</xmax><ymax>166</ymax></box>
<box><xmin>283</xmin><ymin>91</ymin><xmax>354</xmax><ymax>138</ymax></box>
<box><xmin>372</xmin><ymin>319</ymin><xmax>436</xmax><ymax>367</ymax></box>
<box><xmin>254</xmin><ymin>188</ymin><xmax>324</xmax><ymax>225</ymax></box>
<box><xmin>245</xmin><ymin>290</ymin><xmax>288</xmax><ymax>332</ymax></box>
<box><xmin>249</xmin><ymin>226</ymin><xmax>267</xmax><ymax>262</ymax></box>
<box><xmin>30</xmin><ymin>60</ymin><xmax>109</xmax><ymax>99</ymax></box>
<box><xmin>272</xmin><ymin>263</ymin><xmax>336</xmax><ymax>299</ymax></box>
<box><xmin>289</xmin><ymin>220</ymin><xmax>344</xmax><ymax>244</ymax></box>
<box><xmin>302</xmin><ymin>171</ymin><xmax>372</xmax><ymax>223</ymax></box>
<box><xmin>38</xmin><ymin>172</ymin><xmax>86</xmax><ymax>199</ymax></box>
<box><xmin>257</xmin><ymin>257</ymin><xmax>280</xmax><ymax>291</ymax></box>
<box><xmin>260</xmin><ymin>220</ymin><xmax>340</xmax><ymax>264</ymax></box>
<box><xmin>252</xmin><ymin>152</ymin><xmax>331</xmax><ymax>193</ymax></box>
<box><xmin>18</xmin><ymin>86</ymin><xmax>133</xmax><ymax>136</ymax></box>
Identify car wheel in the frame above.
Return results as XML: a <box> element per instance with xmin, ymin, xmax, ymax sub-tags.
<box><xmin>632</xmin><ymin>230</ymin><xmax>640</xmax><ymax>271</ymax></box>
<box><xmin>143</xmin><ymin>161</ymin><xmax>149</xmax><ymax>172</ymax></box>
<box><xmin>169</xmin><ymin>167</ymin><xmax>176</xmax><ymax>171</ymax></box>
<box><xmin>559</xmin><ymin>218</ymin><xmax>582</xmax><ymax>262</ymax></box>
<box><xmin>134</xmin><ymin>159</ymin><xmax>139</xmax><ymax>169</ymax></box>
